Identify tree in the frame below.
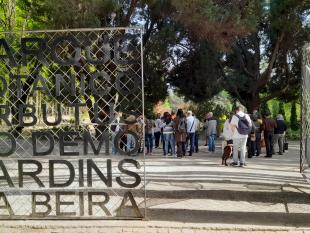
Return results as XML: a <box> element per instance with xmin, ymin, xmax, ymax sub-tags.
<box><xmin>169</xmin><ymin>42</ymin><xmax>223</xmax><ymax>102</ymax></box>
<box><xmin>191</xmin><ymin>91</ymin><xmax>233</xmax><ymax>121</ymax></box>
<box><xmin>169</xmin><ymin>0</ymin><xmax>310</xmax><ymax>112</ymax></box>
<box><xmin>290</xmin><ymin>100</ymin><xmax>299</xmax><ymax>130</ymax></box>
<box><xmin>4</xmin><ymin>0</ymin><xmax>177</xmax><ymax>136</ymax></box>
<box><xmin>2</xmin><ymin>0</ymin><xmax>309</xmax><ymax>121</ymax></box>
<box><xmin>260</xmin><ymin>102</ymin><xmax>270</xmax><ymax>117</ymax></box>
<box><xmin>271</xmin><ymin>101</ymin><xmax>279</xmax><ymax>119</ymax></box>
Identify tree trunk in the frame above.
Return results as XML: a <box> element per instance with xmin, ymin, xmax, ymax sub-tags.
<box><xmin>244</xmin><ymin>94</ymin><xmax>261</xmax><ymax>114</ymax></box>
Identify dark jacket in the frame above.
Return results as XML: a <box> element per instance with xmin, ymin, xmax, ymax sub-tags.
<box><xmin>263</xmin><ymin>117</ymin><xmax>276</xmax><ymax>132</ymax></box>
<box><xmin>274</xmin><ymin>120</ymin><xmax>287</xmax><ymax>134</ymax></box>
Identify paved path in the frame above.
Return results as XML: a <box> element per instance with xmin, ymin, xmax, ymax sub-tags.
<box><xmin>145</xmin><ymin>141</ymin><xmax>310</xmax><ymax>226</ymax></box>
<box><xmin>1</xmin><ymin>141</ymin><xmax>310</xmax><ymax>232</ymax></box>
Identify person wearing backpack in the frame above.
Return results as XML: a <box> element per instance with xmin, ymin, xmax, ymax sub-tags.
<box><xmin>174</xmin><ymin>109</ymin><xmax>187</xmax><ymax>158</ymax></box>
<box><xmin>230</xmin><ymin>106</ymin><xmax>252</xmax><ymax>167</ymax></box>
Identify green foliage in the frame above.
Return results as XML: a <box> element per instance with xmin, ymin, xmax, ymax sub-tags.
<box><xmin>1</xmin><ymin>0</ymin><xmax>309</xmax><ymax>114</ymax></box>
<box><xmin>169</xmin><ymin>0</ymin><xmax>309</xmax><ymax>111</ymax></box>
<box><xmin>191</xmin><ymin>91</ymin><xmax>233</xmax><ymax>121</ymax></box>
<box><xmin>171</xmin><ymin>0</ymin><xmax>260</xmax><ymax>50</ymax></box>
<box><xmin>290</xmin><ymin>100</ymin><xmax>299</xmax><ymax>130</ymax></box>
<box><xmin>278</xmin><ymin>102</ymin><xmax>286</xmax><ymax>120</ymax></box>
<box><xmin>286</xmin><ymin>128</ymin><xmax>300</xmax><ymax>140</ymax></box>
<box><xmin>260</xmin><ymin>102</ymin><xmax>271</xmax><ymax>116</ymax></box>
<box><xmin>169</xmin><ymin>42</ymin><xmax>223</xmax><ymax>102</ymax></box>
<box><xmin>18</xmin><ymin>0</ymin><xmax>118</xmax><ymax>29</ymax></box>
<box><xmin>271</xmin><ymin>101</ymin><xmax>279</xmax><ymax>119</ymax></box>
<box><xmin>2</xmin><ymin>0</ymin><xmax>170</xmax><ymax>112</ymax></box>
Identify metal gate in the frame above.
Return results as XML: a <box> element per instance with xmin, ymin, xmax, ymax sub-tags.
<box><xmin>301</xmin><ymin>43</ymin><xmax>310</xmax><ymax>173</ymax></box>
<box><xmin>0</xmin><ymin>28</ymin><xmax>145</xmax><ymax>219</ymax></box>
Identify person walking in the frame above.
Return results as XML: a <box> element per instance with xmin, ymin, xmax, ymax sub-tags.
<box><xmin>273</xmin><ymin>114</ymin><xmax>287</xmax><ymax>155</ymax></box>
<box><xmin>161</xmin><ymin>113</ymin><xmax>167</xmax><ymax>154</ymax></box>
<box><xmin>145</xmin><ymin>114</ymin><xmax>155</xmax><ymax>155</ymax></box>
<box><xmin>125</xmin><ymin>115</ymin><xmax>139</xmax><ymax>154</ymax></box>
<box><xmin>174</xmin><ymin>109</ymin><xmax>187</xmax><ymax>158</ymax></box>
<box><xmin>263</xmin><ymin>112</ymin><xmax>276</xmax><ymax>157</ymax></box>
<box><xmin>247</xmin><ymin>115</ymin><xmax>256</xmax><ymax>158</ymax></box>
<box><xmin>137</xmin><ymin>115</ymin><xmax>144</xmax><ymax>153</ymax></box>
<box><xmin>171</xmin><ymin>111</ymin><xmax>177</xmax><ymax>152</ymax></box>
<box><xmin>111</xmin><ymin>112</ymin><xmax>121</xmax><ymax>155</ymax></box>
<box><xmin>204</xmin><ymin>113</ymin><xmax>212</xmax><ymax>146</ymax></box>
<box><xmin>154</xmin><ymin>113</ymin><xmax>162</xmax><ymax>148</ymax></box>
<box><xmin>194</xmin><ymin>115</ymin><xmax>200</xmax><ymax>152</ymax></box>
<box><xmin>186</xmin><ymin>111</ymin><xmax>197</xmax><ymax>156</ymax></box>
<box><xmin>230</xmin><ymin>106</ymin><xmax>252</xmax><ymax>167</ymax></box>
<box><xmin>161</xmin><ymin>113</ymin><xmax>175</xmax><ymax>156</ymax></box>
<box><xmin>253</xmin><ymin>116</ymin><xmax>262</xmax><ymax>157</ymax></box>
<box><xmin>205</xmin><ymin>112</ymin><xmax>217</xmax><ymax>153</ymax></box>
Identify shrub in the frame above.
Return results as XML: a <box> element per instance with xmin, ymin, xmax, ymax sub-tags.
<box><xmin>286</xmin><ymin>128</ymin><xmax>300</xmax><ymax>140</ymax></box>
<box><xmin>290</xmin><ymin>101</ymin><xmax>299</xmax><ymax>130</ymax></box>
<box><xmin>278</xmin><ymin>102</ymin><xmax>286</xmax><ymax>120</ymax></box>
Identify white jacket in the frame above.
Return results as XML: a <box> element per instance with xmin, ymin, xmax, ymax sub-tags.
<box><xmin>223</xmin><ymin>119</ymin><xmax>233</xmax><ymax>140</ymax></box>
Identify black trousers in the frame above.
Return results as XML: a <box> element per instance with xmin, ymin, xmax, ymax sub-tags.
<box><xmin>255</xmin><ymin>135</ymin><xmax>261</xmax><ymax>156</ymax></box>
<box><xmin>247</xmin><ymin>139</ymin><xmax>255</xmax><ymax>158</ymax></box>
<box><xmin>188</xmin><ymin>133</ymin><xmax>195</xmax><ymax>155</ymax></box>
<box><xmin>194</xmin><ymin>133</ymin><xmax>199</xmax><ymax>152</ymax></box>
<box><xmin>264</xmin><ymin>131</ymin><xmax>274</xmax><ymax>156</ymax></box>
<box><xmin>154</xmin><ymin>131</ymin><xmax>161</xmax><ymax>147</ymax></box>
<box><xmin>177</xmin><ymin>141</ymin><xmax>186</xmax><ymax>157</ymax></box>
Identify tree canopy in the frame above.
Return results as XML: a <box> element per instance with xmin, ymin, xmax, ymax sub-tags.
<box><xmin>1</xmin><ymin>0</ymin><xmax>309</xmax><ymax>113</ymax></box>
<box><xmin>169</xmin><ymin>0</ymin><xmax>310</xmax><ymax>111</ymax></box>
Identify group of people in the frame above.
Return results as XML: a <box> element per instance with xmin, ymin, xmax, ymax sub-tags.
<box><xmin>144</xmin><ymin>109</ymin><xmax>220</xmax><ymax>158</ymax></box>
<box><xmin>146</xmin><ymin>110</ymin><xmax>200</xmax><ymax>158</ymax></box>
<box><xmin>110</xmin><ymin>110</ymin><xmax>201</xmax><ymax>157</ymax></box>
<box><xmin>110</xmin><ymin>106</ymin><xmax>288</xmax><ymax>164</ymax></box>
<box><xmin>110</xmin><ymin>112</ymin><xmax>145</xmax><ymax>155</ymax></box>
<box><xmin>223</xmin><ymin>106</ymin><xmax>288</xmax><ymax>167</ymax></box>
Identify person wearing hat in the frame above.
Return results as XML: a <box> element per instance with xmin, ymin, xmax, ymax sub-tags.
<box><xmin>273</xmin><ymin>114</ymin><xmax>287</xmax><ymax>155</ymax></box>
<box><xmin>125</xmin><ymin>115</ymin><xmax>139</xmax><ymax>153</ymax></box>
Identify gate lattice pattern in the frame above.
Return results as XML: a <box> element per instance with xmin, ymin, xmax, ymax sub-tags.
<box><xmin>0</xmin><ymin>28</ymin><xmax>145</xmax><ymax>219</ymax></box>
<box><xmin>301</xmin><ymin>43</ymin><xmax>310</xmax><ymax>173</ymax></box>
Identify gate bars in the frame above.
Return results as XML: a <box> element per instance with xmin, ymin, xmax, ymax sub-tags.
<box><xmin>0</xmin><ymin>28</ymin><xmax>146</xmax><ymax>219</ymax></box>
<box><xmin>301</xmin><ymin>43</ymin><xmax>310</xmax><ymax>173</ymax></box>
